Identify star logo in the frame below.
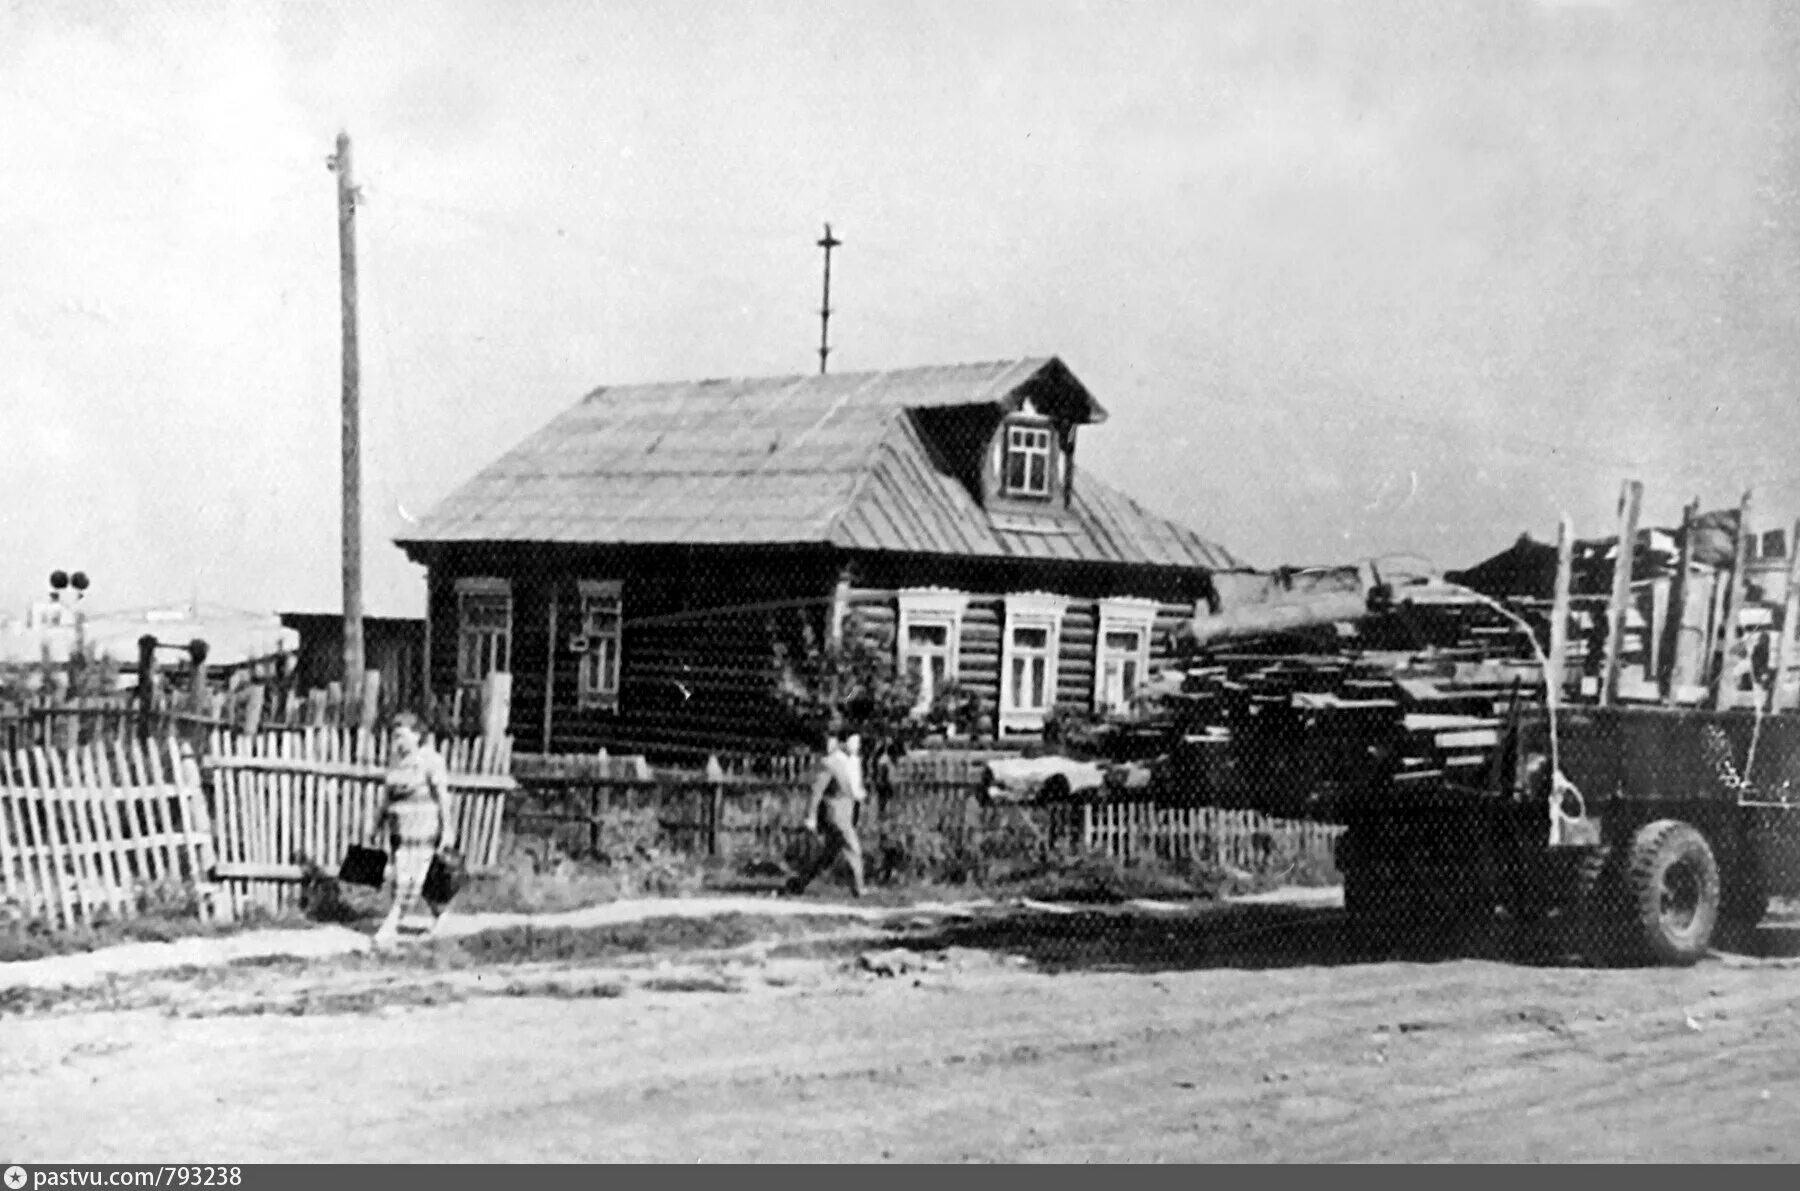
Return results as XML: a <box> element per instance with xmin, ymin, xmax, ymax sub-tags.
<box><xmin>4</xmin><ymin>1165</ymin><xmax>26</xmax><ymax>1190</ymax></box>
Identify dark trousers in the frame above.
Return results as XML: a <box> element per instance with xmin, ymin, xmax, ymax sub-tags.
<box><xmin>790</xmin><ymin>798</ymin><xmax>865</xmax><ymax>896</ymax></box>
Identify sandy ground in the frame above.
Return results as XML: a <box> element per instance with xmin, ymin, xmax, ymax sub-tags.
<box><xmin>6</xmin><ymin>889</ymin><xmax>1800</xmax><ymax>1163</ymax></box>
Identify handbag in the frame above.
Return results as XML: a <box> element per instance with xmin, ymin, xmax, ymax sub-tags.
<box><xmin>423</xmin><ymin>848</ymin><xmax>468</xmax><ymax>907</ymax></box>
<box><xmin>338</xmin><ymin>844</ymin><xmax>389</xmax><ymax>889</ymax></box>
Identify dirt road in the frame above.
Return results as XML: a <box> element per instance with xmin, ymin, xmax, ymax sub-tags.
<box><xmin>6</xmin><ymin>896</ymin><xmax>1800</xmax><ymax>1162</ymax></box>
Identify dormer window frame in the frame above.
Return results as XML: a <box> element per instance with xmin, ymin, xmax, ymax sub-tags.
<box><xmin>1000</xmin><ymin>416</ymin><xmax>1056</xmax><ymax>502</ymax></box>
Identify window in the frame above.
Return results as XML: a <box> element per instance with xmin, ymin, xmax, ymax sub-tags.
<box><xmin>1095</xmin><ymin>598</ymin><xmax>1159</xmax><ymax>714</ymax></box>
<box><xmin>576</xmin><ymin>580</ymin><xmax>623</xmax><ymax>709</ymax></box>
<box><xmin>1002</xmin><ymin>421</ymin><xmax>1054</xmax><ymax>499</ymax></box>
<box><xmin>455</xmin><ymin>578</ymin><xmax>512</xmax><ymax>690</ymax></box>
<box><xmin>896</xmin><ymin>589</ymin><xmax>967</xmax><ymax>714</ymax></box>
<box><xmin>1000</xmin><ymin>593</ymin><xmax>1068</xmax><ymax>733</ymax></box>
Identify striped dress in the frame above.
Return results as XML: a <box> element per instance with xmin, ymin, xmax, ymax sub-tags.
<box><xmin>384</xmin><ymin>746</ymin><xmax>449</xmax><ymax>918</ymax></box>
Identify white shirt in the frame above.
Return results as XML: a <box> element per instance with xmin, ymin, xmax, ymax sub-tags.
<box><xmin>815</xmin><ymin>749</ymin><xmax>866</xmax><ymax>804</ymax></box>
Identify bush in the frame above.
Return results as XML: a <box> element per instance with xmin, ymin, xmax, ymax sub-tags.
<box><xmin>871</xmin><ymin>808</ymin><xmax>1048</xmax><ymax>886</ymax></box>
<box><xmin>1005</xmin><ymin>852</ymin><xmax>1231</xmax><ymax>904</ymax></box>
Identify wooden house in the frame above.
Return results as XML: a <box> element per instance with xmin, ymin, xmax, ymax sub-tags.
<box><xmin>395</xmin><ymin>358</ymin><xmax>1243</xmax><ymax>757</ymax></box>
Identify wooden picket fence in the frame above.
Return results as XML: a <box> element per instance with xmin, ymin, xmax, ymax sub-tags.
<box><xmin>507</xmin><ymin>749</ymin><xmax>1340</xmax><ymax>881</ymax></box>
<box><xmin>509</xmin><ymin>749</ymin><xmax>1000</xmax><ymax>861</ymax></box>
<box><xmin>0</xmin><ymin>737</ymin><xmax>224</xmax><ymax>930</ymax></box>
<box><xmin>203</xmin><ymin>728</ymin><xmax>516</xmax><ymax>917</ymax></box>
<box><xmin>1056</xmin><ymin>801</ymin><xmax>1344</xmax><ymax>873</ymax></box>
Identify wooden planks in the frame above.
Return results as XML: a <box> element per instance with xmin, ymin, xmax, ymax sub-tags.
<box><xmin>204</xmin><ymin>727</ymin><xmax>515</xmax><ymax>914</ymax></box>
<box><xmin>0</xmin><ymin>737</ymin><xmax>222</xmax><ymax>930</ymax></box>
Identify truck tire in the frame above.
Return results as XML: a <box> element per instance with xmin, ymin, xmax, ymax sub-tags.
<box><xmin>1626</xmin><ymin>820</ymin><xmax>1720</xmax><ymax>966</ymax></box>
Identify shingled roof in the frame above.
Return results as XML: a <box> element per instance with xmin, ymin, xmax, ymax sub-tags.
<box><xmin>398</xmin><ymin>357</ymin><xmax>1242</xmax><ymax>571</ymax></box>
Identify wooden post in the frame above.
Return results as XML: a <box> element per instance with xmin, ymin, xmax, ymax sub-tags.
<box><xmin>330</xmin><ymin>131</ymin><xmax>365</xmax><ymax>692</ymax></box>
<box><xmin>136</xmin><ymin>635</ymin><xmax>157</xmax><ymax>741</ymax></box>
<box><xmin>588</xmin><ymin>785</ymin><xmax>601</xmax><ymax>859</ymax></box>
<box><xmin>827</xmin><ymin>570</ymin><xmax>851</xmax><ymax>648</ymax></box>
<box><xmin>542</xmin><ymin>586</ymin><xmax>559</xmax><ymax>755</ymax></box>
<box><xmin>706</xmin><ymin>754</ymin><xmax>725</xmax><ymax>858</ymax></box>
<box><xmin>709</xmin><ymin>773</ymin><xmax>723</xmax><ymax>859</ymax></box>
<box><xmin>1546</xmin><ymin>515</ymin><xmax>1574</xmax><ymax>709</ymax></box>
<box><xmin>187</xmin><ymin>640</ymin><xmax>212</xmax><ymax>745</ymax></box>
<box><xmin>1646</xmin><ymin>579</ymin><xmax>1669</xmax><ymax>688</ymax></box>
<box><xmin>480</xmin><ymin>671</ymin><xmax>512</xmax><ymax>746</ymax></box>
<box><xmin>242</xmin><ymin>684</ymin><xmax>266</xmax><ymax>737</ymax></box>
<box><xmin>359</xmin><ymin>669</ymin><xmax>381</xmax><ymax>732</ymax></box>
<box><xmin>419</xmin><ymin>599</ymin><xmax>433</xmax><ymax>715</ymax></box>
<box><xmin>1600</xmin><ymin>482</ymin><xmax>1642</xmax><ymax>706</ymax></box>
<box><xmin>1713</xmin><ymin>490</ymin><xmax>1754</xmax><ymax>711</ymax></box>
<box><xmin>1660</xmin><ymin>498</ymin><xmax>1699</xmax><ymax>701</ymax></box>
<box><xmin>1768</xmin><ymin>518</ymin><xmax>1800</xmax><ymax>713</ymax></box>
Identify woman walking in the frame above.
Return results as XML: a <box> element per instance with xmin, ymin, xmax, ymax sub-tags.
<box><xmin>375</xmin><ymin>711</ymin><xmax>457</xmax><ymax>946</ymax></box>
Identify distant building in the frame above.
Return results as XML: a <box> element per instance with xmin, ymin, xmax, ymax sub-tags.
<box><xmin>0</xmin><ymin>603</ymin><xmax>297</xmax><ymax>674</ymax></box>
<box><xmin>396</xmin><ymin>357</ymin><xmax>1243</xmax><ymax>757</ymax></box>
<box><xmin>278</xmin><ymin>612</ymin><xmax>427</xmax><ymax>712</ymax></box>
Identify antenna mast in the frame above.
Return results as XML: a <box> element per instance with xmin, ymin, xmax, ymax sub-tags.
<box><xmin>816</xmin><ymin>222</ymin><xmax>840</xmax><ymax>374</ymax></box>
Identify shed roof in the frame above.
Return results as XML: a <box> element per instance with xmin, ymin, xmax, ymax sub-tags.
<box><xmin>398</xmin><ymin>357</ymin><xmax>1241</xmax><ymax>571</ymax></box>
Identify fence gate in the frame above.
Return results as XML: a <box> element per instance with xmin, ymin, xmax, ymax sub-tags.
<box><xmin>204</xmin><ymin>728</ymin><xmax>515</xmax><ymax>916</ymax></box>
<box><xmin>0</xmin><ymin>737</ymin><xmax>225</xmax><ymax>929</ymax></box>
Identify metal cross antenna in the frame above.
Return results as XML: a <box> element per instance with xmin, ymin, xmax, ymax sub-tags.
<box><xmin>817</xmin><ymin>222</ymin><xmax>840</xmax><ymax>374</ymax></box>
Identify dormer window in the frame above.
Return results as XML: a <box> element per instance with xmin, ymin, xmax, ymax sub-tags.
<box><xmin>1002</xmin><ymin>421</ymin><xmax>1054</xmax><ymax>499</ymax></box>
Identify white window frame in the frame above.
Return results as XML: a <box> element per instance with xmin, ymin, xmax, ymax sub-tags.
<box><xmin>896</xmin><ymin>588</ymin><xmax>968</xmax><ymax>715</ymax></box>
<box><xmin>1094</xmin><ymin>597</ymin><xmax>1159</xmax><ymax>714</ymax></box>
<box><xmin>455</xmin><ymin>577</ymin><xmax>512</xmax><ymax>691</ymax></box>
<box><xmin>1001</xmin><ymin>420</ymin><xmax>1055</xmax><ymax>499</ymax></box>
<box><xmin>1000</xmin><ymin>592</ymin><xmax>1069</xmax><ymax>734</ymax></box>
<box><xmin>576</xmin><ymin>579</ymin><xmax>623</xmax><ymax>710</ymax></box>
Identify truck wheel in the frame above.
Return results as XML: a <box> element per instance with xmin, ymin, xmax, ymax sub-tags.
<box><xmin>1626</xmin><ymin>820</ymin><xmax>1720</xmax><ymax>966</ymax></box>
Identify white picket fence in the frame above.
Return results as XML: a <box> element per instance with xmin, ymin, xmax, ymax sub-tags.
<box><xmin>1062</xmin><ymin>801</ymin><xmax>1343</xmax><ymax>873</ymax></box>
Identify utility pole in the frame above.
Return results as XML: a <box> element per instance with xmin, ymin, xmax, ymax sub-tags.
<box><xmin>329</xmin><ymin>131</ymin><xmax>365</xmax><ymax>692</ymax></box>
<box><xmin>816</xmin><ymin>222</ymin><xmax>840</xmax><ymax>374</ymax></box>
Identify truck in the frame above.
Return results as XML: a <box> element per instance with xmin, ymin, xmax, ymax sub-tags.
<box><xmin>1338</xmin><ymin>703</ymin><xmax>1800</xmax><ymax>964</ymax></box>
<box><xmin>1177</xmin><ymin>482</ymin><xmax>1800</xmax><ymax>965</ymax></box>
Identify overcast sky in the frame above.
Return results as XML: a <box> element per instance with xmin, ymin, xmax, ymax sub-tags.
<box><xmin>4</xmin><ymin>0</ymin><xmax>1797</xmax><ymax>617</ymax></box>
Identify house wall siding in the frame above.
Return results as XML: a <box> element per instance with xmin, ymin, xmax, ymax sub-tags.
<box><xmin>422</xmin><ymin>544</ymin><xmax>840</xmax><ymax>758</ymax></box>
<box><xmin>417</xmin><ymin>542</ymin><xmax>1212</xmax><ymax>757</ymax></box>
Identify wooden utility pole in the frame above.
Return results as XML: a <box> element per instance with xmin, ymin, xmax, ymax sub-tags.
<box><xmin>330</xmin><ymin>131</ymin><xmax>366</xmax><ymax>694</ymax></box>
<box><xmin>816</xmin><ymin>222</ymin><xmax>840</xmax><ymax>374</ymax></box>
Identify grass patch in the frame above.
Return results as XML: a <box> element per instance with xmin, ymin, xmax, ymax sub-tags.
<box><xmin>439</xmin><ymin>912</ymin><xmax>843</xmax><ymax>965</ymax></box>
<box><xmin>639</xmin><ymin>974</ymin><xmax>741</xmax><ymax>994</ymax></box>
<box><xmin>511</xmin><ymin>979</ymin><xmax>627</xmax><ymax>1000</ymax></box>
<box><xmin>206</xmin><ymin>982</ymin><xmax>467</xmax><ymax>1016</ymax></box>
<box><xmin>0</xmin><ymin>910</ymin><xmax>250</xmax><ymax>964</ymax></box>
<box><xmin>997</xmin><ymin>853</ymin><xmax>1230</xmax><ymax>905</ymax></box>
